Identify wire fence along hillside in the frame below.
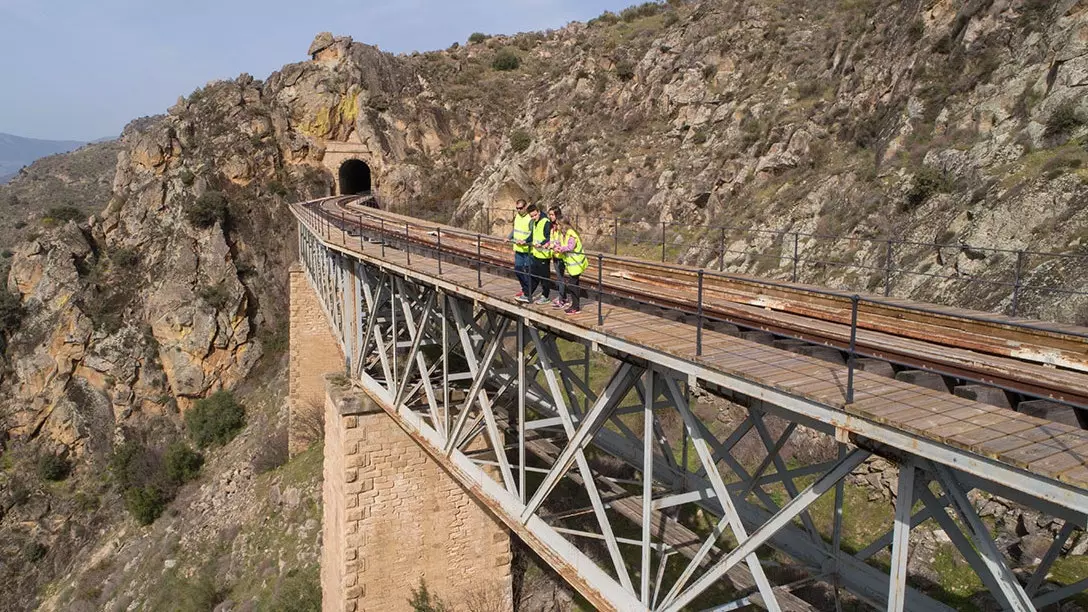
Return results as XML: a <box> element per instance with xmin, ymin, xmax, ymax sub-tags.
<box><xmin>464</xmin><ymin>206</ymin><xmax>1088</xmax><ymax>326</ymax></box>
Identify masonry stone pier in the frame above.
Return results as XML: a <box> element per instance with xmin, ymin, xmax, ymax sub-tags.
<box><xmin>289</xmin><ymin>261</ymin><xmax>512</xmax><ymax>611</ymax></box>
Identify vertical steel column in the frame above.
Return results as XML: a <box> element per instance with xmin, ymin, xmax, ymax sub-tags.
<box><xmin>660</xmin><ymin>221</ymin><xmax>667</xmax><ymax>262</ymax></box>
<box><xmin>1010</xmin><ymin>250</ymin><xmax>1025</xmax><ymax>316</ymax></box>
<box><xmin>613</xmin><ymin>216</ymin><xmax>619</xmax><ymax>255</ymax></box>
<box><xmin>846</xmin><ymin>295</ymin><xmax>860</xmax><ymax>404</ymax></box>
<box><xmin>436</xmin><ymin>227</ymin><xmax>443</xmax><ymax>275</ymax></box>
<box><xmin>640</xmin><ymin>367</ymin><xmax>654</xmax><ymax>605</ymax></box>
<box><xmin>696</xmin><ymin>270</ymin><xmax>705</xmax><ymax>356</ymax></box>
<box><xmin>517</xmin><ymin>318</ymin><xmax>527</xmax><ymax>503</ymax></box>
<box><xmin>391</xmin><ymin>275</ymin><xmax>398</xmax><ymax>392</ymax></box>
<box><xmin>888</xmin><ymin>461</ymin><xmax>916</xmax><ymax>612</ymax></box>
<box><xmin>597</xmin><ymin>254</ymin><xmax>604</xmax><ymax>326</ymax></box>
<box><xmin>719</xmin><ymin>227</ymin><xmax>726</xmax><ymax>271</ymax></box>
<box><xmin>884</xmin><ymin>240</ymin><xmax>894</xmax><ymax>297</ymax></box>
<box><xmin>792</xmin><ymin>232</ymin><xmax>800</xmax><ymax>283</ymax></box>
<box><xmin>441</xmin><ymin>293</ymin><xmax>449</xmax><ymax>438</ymax></box>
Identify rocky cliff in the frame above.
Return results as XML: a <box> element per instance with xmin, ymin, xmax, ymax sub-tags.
<box><xmin>2</xmin><ymin>0</ymin><xmax>1088</xmax><ymax>608</ymax></box>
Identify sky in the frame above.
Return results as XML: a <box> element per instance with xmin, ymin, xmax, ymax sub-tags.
<box><xmin>0</xmin><ymin>0</ymin><xmax>641</xmax><ymax>142</ymax></box>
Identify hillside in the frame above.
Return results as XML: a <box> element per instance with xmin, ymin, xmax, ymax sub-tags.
<box><xmin>1</xmin><ymin>0</ymin><xmax>1087</xmax><ymax>609</ymax></box>
<box><xmin>0</xmin><ymin>133</ymin><xmax>88</xmax><ymax>184</ymax></box>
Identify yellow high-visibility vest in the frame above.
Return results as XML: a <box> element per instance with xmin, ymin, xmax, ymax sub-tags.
<box><xmin>531</xmin><ymin>218</ymin><xmax>552</xmax><ymax>260</ymax></box>
<box><xmin>562</xmin><ymin>229</ymin><xmax>587</xmax><ymax>276</ymax></box>
<box><xmin>512</xmin><ymin>213</ymin><xmax>532</xmax><ymax>253</ymax></box>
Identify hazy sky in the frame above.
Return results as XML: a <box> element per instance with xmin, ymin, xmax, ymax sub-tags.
<box><xmin>0</xmin><ymin>0</ymin><xmax>639</xmax><ymax>141</ymax></box>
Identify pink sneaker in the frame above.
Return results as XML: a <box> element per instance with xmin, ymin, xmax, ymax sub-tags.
<box><xmin>564</xmin><ymin>306</ymin><xmax>581</xmax><ymax>315</ymax></box>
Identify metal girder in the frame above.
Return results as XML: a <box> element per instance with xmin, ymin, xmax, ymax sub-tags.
<box><xmin>295</xmin><ymin>219</ymin><xmax>1088</xmax><ymax>612</ymax></box>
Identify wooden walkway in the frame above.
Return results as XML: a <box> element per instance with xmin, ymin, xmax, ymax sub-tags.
<box><xmin>313</xmin><ymin>217</ymin><xmax>1088</xmax><ymax>494</ymax></box>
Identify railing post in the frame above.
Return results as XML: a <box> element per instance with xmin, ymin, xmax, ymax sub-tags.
<box><xmin>1010</xmin><ymin>250</ymin><xmax>1025</xmax><ymax>316</ymax></box>
<box><xmin>340</xmin><ymin>209</ymin><xmax>345</xmax><ymax>243</ymax></box>
<box><xmin>884</xmin><ymin>240</ymin><xmax>894</xmax><ymax>297</ymax></box>
<box><xmin>357</xmin><ymin>214</ymin><xmax>363</xmax><ymax>248</ymax></box>
<box><xmin>846</xmin><ymin>295</ymin><xmax>860</xmax><ymax>404</ymax></box>
<box><xmin>661</xmin><ymin>221</ymin><xmax>667</xmax><ymax>262</ymax></box>
<box><xmin>437</xmin><ymin>227</ymin><xmax>443</xmax><ymax>275</ymax></box>
<box><xmin>380</xmin><ymin>218</ymin><xmax>386</xmax><ymax>258</ymax></box>
<box><xmin>791</xmin><ymin>232</ymin><xmax>800</xmax><ymax>283</ymax></box>
<box><xmin>696</xmin><ymin>269</ymin><xmax>705</xmax><ymax>356</ymax></box>
<box><xmin>613</xmin><ymin>216</ymin><xmax>619</xmax><ymax>255</ymax></box>
<box><xmin>719</xmin><ymin>227</ymin><xmax>726</xmax><ymax>272</ymax></box>
<box><xmin>597</xmin><ymin>254</ymin><xmax>604</xmax><ymax>326</ymax></box>
<box><xmin>405</xmin><ymin>221</ymin><xmax>411</xmax><ymax>265</ymax></box>
<box><xmin>477</xmin><ymin>234</ymin><xmax>483</xmax><ymax>288</ymax></box>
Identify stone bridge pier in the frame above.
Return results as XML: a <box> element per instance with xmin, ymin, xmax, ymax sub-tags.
<box><xmin>289</xmin><ymin>264</ymin><xmax>512</xmax><ymax>611</ymax></box>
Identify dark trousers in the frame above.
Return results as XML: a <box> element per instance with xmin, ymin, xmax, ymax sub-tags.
<box><xmin>514</xmin><ymin>252</ymin><xmax>532</xmax><ymax>295</ymax></box>
<box><xmin>552</xmin><ymin>259</ymin><xmax>566</xmax><ymax>300</ymax></box>
<box><xmin>530</xmin><ymin>257</ymin><xmax>551</xmax><ymax>298</ymax></box>
<box><xmin>562</xmin><ymin>273</ymin><xmax>582</xmax><ymax>309</ymax></box>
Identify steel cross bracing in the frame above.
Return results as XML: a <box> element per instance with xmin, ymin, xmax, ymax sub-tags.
<box><xmin>297</xmin><ymin>220</ymin><xmax>1088</xmax><ymax>611</ymax></box>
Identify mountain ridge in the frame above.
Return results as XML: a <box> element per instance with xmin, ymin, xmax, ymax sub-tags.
<box><xmin>0</xmin><ymin>132</ymin><xmax>89</xmax><ymax>184</ymax></box>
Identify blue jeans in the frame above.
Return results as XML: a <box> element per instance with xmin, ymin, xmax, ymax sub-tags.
<box><xmin>530</xmin><ymin>257</ymin><xmax>551</xmax><ymax>298</ymax></box>
<box><xmin>552</xmin><ymin>259</ymin><xmax>566</xmax><ymax>300</ymax></box>
<box><xmin>514</xmin><ymin>252</ymin><xmax>532</xmax><ymax>295</ymax></box>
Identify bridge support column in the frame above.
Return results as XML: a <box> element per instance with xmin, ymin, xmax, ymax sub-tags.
<box><xmin>290</xmin><ymin>262</ymin><xmax>347</xmax><ymax>456</ymax></box>
<box><xmin>322</xmin><ymin>378</ymin><xmax>512</xmax><ymax>612</ymax></box>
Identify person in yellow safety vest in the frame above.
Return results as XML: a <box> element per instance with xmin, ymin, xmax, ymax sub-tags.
<box><xmin>547</xmin><ymin>206</ymin><xmax>567</xmax><ymax>308</ymax></box>
<box><xmin>551</xmin><ymin>216</ymin><xmax>587</xmax><ymax>314</ymax></box>
<box><xmin>520</xmin><ymin>205</ymin><xmax>553</xmax><ymax>305</ymax></box>
<box><xmin>507</xmin><ymin>199</ymin><xmax>534</xmax><ymax>299</ymax></box>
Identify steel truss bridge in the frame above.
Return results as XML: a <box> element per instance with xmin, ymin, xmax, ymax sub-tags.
<box><xmin>293</xmin><ymin>197</ymin><xmax>1088</xmax><ymax>611</ymax></box>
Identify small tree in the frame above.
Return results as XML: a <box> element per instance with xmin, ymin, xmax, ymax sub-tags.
<box><xmin>37</xmin><ymin>453</ymin><xmax>71</xmax><ymax>481</ymax></box>
<box><xmin>408</xmin><ymin>578</ymin><xmax>449</xmax><ymax>612</ymax></box>
<box><xmin>125</xmin><ymin>485</ymin><xmax>167</xmax><ymax>525</ymax></box>
<box><xmin>468</xmin><ymin>32</ymin><xmax>488</xmax><ymax>44</ymax></box>
<box><xmin>1045</xmin><ymin>99</ymin><xmax>1084</xmax><ymax>138</ymax></box>
<box><xmin>491</xmin><ymin>50</ymin><xmax>520</xmax><ymax>71</ymax></box>
<box><xmin>185</xmin><ymin>191</ymin><xmax>229</xmax><ymax>229</ymax></box>
<box><xmin>165</xmin><ymin>443</ymin><xmax>204</xmax><ymax>484</ymax></box>
<box><xmin>185</xmin><ymin>390</ymin><xmax>246</xmax><ymax>449</ymax></box>
<box><xmin>615</xmin><ymin>60</ymin><xmax>636</xmax><ymax>81</ymax></box>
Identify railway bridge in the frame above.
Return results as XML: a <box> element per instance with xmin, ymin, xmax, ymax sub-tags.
<box><xmin>289</xmin><ymin>196</ymin><xmax>1088</xmax><ymax>611</ymax></box>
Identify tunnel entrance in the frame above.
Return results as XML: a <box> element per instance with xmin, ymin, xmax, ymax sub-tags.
<box><xmin>338</xmin><ymin>159</ymin><xmax>372</xmax><ymax>195</ymax></box>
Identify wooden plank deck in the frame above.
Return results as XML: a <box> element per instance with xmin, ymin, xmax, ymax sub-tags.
<box><xmin>306</xmin><ymin>208</ymin><xmax>1088</xmax><ymax>494</ymax></box>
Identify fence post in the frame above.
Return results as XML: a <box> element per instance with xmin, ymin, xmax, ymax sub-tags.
<box><xmin>437</xmin><ymin>227</ymin><xmax>443</xmax><ymax>275</ymax></box>
<box><xmin>719</xmin><ymin>227</ymin><xmax>726</xmax><ymax>272</ymax></box>
<box><xmin>477</xmin><ymin>234</ymin><xmax>483</xmax><ymax>288</ymax></box>
<box><xmin>405</xmin><ymin>221</ymin><xmax>411</xmax><ymax>265</ymax></box>
<box><xmin>846</xmin><ymin>295</ymin><xmax>860</xmax><ymax>404</ymax></box>
<box><xmin>1011</xmin><ymin>250</ymin><xmax>1025</xmax><ymax>316</ymax></box>
<box><xmin>791</xmin><ymin>232</ymin><xmax>800</xmax><ymax>283</ymax></box>
<box><xmin>661</xmin><ymin>221</ymin><xmax>667</xmax><ymax>262</ymax></box>
<box><xmin>380</xmin><ymin>218</ymin><xmax>386</xmax><ymax>258</ymax></box>
<box><xmin>597</xmin><ymin>254</ymin><xmax>604</xmax><ymax>326</ymax></box>
<box><xmin>357</xmin><ymin>214</ymin><xmax>363</xmax><ymax>248</ymax></box>
<box><xmin>696</xmin><ymin>269</ymin><xmax>705</xmax><ymax>356</ymax></box>
<box><xmin>340</xmin><ymin>209</ymin><xmax>346</xmax><ymax>243</ymax></box>
<box><xmin>614</xmin><ymin>216</ymin><xmax>619</xmax><ymax>255</ymax></box>
<box><xmin>884</xmin><ymin>240</ymin><xmax>894</xmax><ymax>297</ymax></box>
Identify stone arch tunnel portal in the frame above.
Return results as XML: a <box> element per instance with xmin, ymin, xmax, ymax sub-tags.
<box><xmin>338</xmin><ymin>159</ymin><xmax>371</xmax><ymax>195</ymax></box>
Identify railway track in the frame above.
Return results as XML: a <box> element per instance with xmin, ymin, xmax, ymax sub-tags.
<box><xmin>306</xmin><ymin>196</ymin><xmax>1088</xmax><ymax>416</ymax></box>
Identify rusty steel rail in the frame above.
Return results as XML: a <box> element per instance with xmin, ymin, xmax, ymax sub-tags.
<box><xmin>312</xmin><ymin>197</ymin><xmax>1088</xmax><ymax>409</ymax></box>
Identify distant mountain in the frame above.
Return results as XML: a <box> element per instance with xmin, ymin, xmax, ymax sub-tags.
<box><xmin>0</xmin><ymin>132</ymin><xmax>87</xmax><ymax>183</ymax></box>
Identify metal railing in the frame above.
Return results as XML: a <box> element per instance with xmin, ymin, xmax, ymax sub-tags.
<box><xmin>298</xmin><ymin>200</ymin><xmax>1088</xmax><ymax>412</ymax></box>
<box><xmin>460</xmin><ymin>206</ymin><xmax>1088</xmax><ymax>324</ymax></box>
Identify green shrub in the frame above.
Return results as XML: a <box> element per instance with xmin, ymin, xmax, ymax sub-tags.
<box><xmin>268</xmin><ymin>566</ymin><xmax>320</xmax><ymax>612</ymax></box>
<box><xmin>44</xmin><ymin>206</ymin><xmax>84</xmax><ymax>223</ymax></box>
<box><xmin>491</xmin><ymin>49</ymin><xmax>520</xmax><ymax>71</ymax></box>
<box><xmin>186</xmin><ymin>391</ymin><xmax>246</xmax><ymax>449</ymax></box>
<box><xmin>178</xmin><ymin>168</ymin><xmax>195</xmax><ymax>186</ymax></box>
<box><xmin>125</xmin><ymin>485</ymin><xmax>167</xmax><ymax>525</ymax></box>
<box><xmin>620</xmin><ymin>2</ymin><xmax>662</xmax><ymax>22</ymax></box>
<box><xmin>1045</xmin><ymin>99</ymin><xmax>1084</xmax><ymax>138</ymax></box>
<box><xmin>510</xmin><ymin>129</ymin><xmax>532</xmax><ymax>153</ymax></box>
<box><xmin>37</xmin><ymin>453</ymin><xmax>71</xmax><ymax>481</ymax></box>
<box><xmin>468</xmin><ymin>32</ymin><xmax>488</xmax><ymax>44</ymax></box>
<box><xmin>198</xmin><ymin>282</ymin><xmax>233</xmax><ymax>311</ymax></box>
<box><xmin>692</xmin><ymin>128</ymin><xmax>709</xmax><ymax>145</ymax></box>
<box><xmin>902</xmin><ymin>166</ymin><xmax>950</xmax><ymax>212</ymax></box>
<box><xmin>23</xmin><ymin>541</ymin><xmax>47</xmax><ymax>562</ymax></box>
<box><xmin>185</xmin><ymin>191</ymin><xmax>229</xmax><ymax>229</ymax></box>
<box><xmin>164</xmin><ymin>443</ymin><xmax>204</xmax><ymax>484</ymax></box>
<box><xmin>590</xmin><ymin>10</ymin><xmax>620</xmax><ymax>26</ymax></box>
<box><xmin>615</xmin><ymin>60</ymin><xmax>636</xmax><ymax>81</ymax></box>
<box><xmin>0</xmin><ymin>287</ymin><xmax>25</xmax><ymax>339</ymax></box>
